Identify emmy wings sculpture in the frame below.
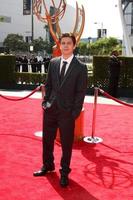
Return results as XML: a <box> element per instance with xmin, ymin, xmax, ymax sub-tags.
<box><xmin>33</xmin><ymin>0</ymin><xmax>85</xmax><ymax>57</ymax></box>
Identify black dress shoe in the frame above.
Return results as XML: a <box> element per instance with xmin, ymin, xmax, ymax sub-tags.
<box><xmin>33</xmin><ymin>166</ymin><xmax>55</xmax><ymax>177</ymax></box>
<box><xmin>60</xmin><ymin>175</ymin><xmax>69</xmax><ymax>187</ymax></box>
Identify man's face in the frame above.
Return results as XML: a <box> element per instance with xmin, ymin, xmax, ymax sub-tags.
<box><xmin>60</xmin><ymin>37</ymin><xmax>76</xmax><ymax>57</ymax></box>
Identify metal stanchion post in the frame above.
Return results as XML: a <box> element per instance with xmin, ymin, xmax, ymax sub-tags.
<box><xmin>83</xmin><ymin>87</ymin><xmax>103</xmax><ymax>144</ymax></box>
<box><xmin>34</xmin><ymin>84</ymin><xmax>45</xmax><ymax>138</ymax></box>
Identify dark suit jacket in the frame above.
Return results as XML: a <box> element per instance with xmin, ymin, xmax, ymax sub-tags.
<box><xmin>108</xmin><ymin>56</ymin><xmax>121</xmax><ymax>78</ymax></box>
<box><xmin>44</xmin><ymin>56</ymin><xmax>88</xmax><ymax>119</ymax></box>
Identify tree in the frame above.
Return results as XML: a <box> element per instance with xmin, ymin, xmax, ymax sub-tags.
<box><xmin>3</xmin><ymin>34</ymin><xmax>28</xmax><ymax>52</ymax></box>
<box><xmin>32</xmin><ymin>37</ymin><xmax>53</xmax><ymax>54</ymax></box>
<box><xmin>32</xmin><ymin>37</ymin><xmax>45</xmax><ymax>52</ymax></box>
<box><xmin>3</xmin><ymin>34</ymin><xmax>53</xmax><ymax>54</ymax></box>
<box><xmin>77</xmin><ymin>42</ymin><xmax>88</xmax><ymax>55</ymax></box>
<box><xmin>87</xmin><ymin>37</ymin><xmax>122</xmax><ymax>55</ymax></box>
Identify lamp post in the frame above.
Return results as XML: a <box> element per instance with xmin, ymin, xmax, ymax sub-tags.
<box><xmin>31</xmin><ymin>0</ymin><xmax>34</xmax><ymax>42</ymax></box>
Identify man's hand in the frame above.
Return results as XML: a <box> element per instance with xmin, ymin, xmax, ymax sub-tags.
<box><xmin>42</xmin><ymin>101</ymin><xmax>47</xmax><ymax>110</ymax></box>
<box><xmin>42</xmin><ymin>101</ymin><xmax>51</xmax><ymax>110</ymax></box>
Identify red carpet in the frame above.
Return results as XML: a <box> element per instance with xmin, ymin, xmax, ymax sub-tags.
<box><xmin>0</xmin><ymin>96</ymin><xmax>133</xmax><ymax>200</ymax></box>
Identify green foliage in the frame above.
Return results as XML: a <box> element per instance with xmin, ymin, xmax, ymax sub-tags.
<box><xmin>119</xmin><ymin>57</ymin><xmax>133</xmax><ymax>88</ymax></box>
<box><xmin>1</xmin><ymin>55</ymin><xmax>132</xmax><ymax>92</ymax></box>
<box><xmin>0</xmin><ymin>55</ymin><xmax>16</xmax><ymax>85</ymax></box>
<box><xmin>43</xmin><ymin>40</ymin><xmax>53</xmax><ymax>54</ymax></box>
<box><xmin>31</xmin><ymin>37</ymin><xmax>44</xmax><ymax>52</ymax></box>
<box><xmin>89</xmin><ymin>37</ymin><xmax>122</xmax><ymax>55</ymax></box>
<box><xmin>78</xmin><ymin>37</ymin><xmax>122</xmax><ymax>56</ymax></box>
<box><xmin>3</xmin><ymin>34</ymin><xmax>53</xmax><ymax>54</ymax></box>
<box><xmin>3</xmin><ymin>34</ymin><xmax>28</xmax><ymax>52</ymax></box>
<box><xmin>93</xmin><ymin>56</ymin><xmax>109</xmax><ymax>87</ymax></box>
<box><xmin>15</xmin><ymin>72</ymin><xmax>47</xmax><ymax>84</ymax></box>
<box><xmin>77</xmin><ymin>42</ymin><xmax>88</xmax><ymax>55</ymax></box>
<box><xmin>31</xmin><ymin>37</ymin><xmax>52</xmax><ymax>53</ymax></box>
<box><xmin>93</xmin><ymin>56</ymin><xmax>133</xmax><ymax>88</ymax></box>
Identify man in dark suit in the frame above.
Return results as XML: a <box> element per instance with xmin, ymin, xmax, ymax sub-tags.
<box><xmin>33</xmin><ymin>33</ymin><xmax>88</xmax><ymax>187</ymax></box>
<box><xmin>108</xmin><ymin>50</ymin><xmax>121</xmax><ymax>97</ymax></box>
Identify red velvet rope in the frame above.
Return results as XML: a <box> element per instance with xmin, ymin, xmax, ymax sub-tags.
<box><xmin>98</xmin><ymin>88</ymin><xmax>133</xmax><ymax>108</ymax></box>
<box><xmin>0</xmin><ymin>86</ymin><xmax>41</xmax><ymax>101</ymax></box>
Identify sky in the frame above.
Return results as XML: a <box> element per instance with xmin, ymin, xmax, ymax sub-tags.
<box><xmin>67</xmin><ymin>0</ymin><xmax>123</xmax><ymax>39</ymax></box>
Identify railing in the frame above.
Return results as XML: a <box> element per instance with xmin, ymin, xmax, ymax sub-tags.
<box><xmin>15</xmin><ymin>62</ymin><xmax>93</xmax><ymax>75</ymax></box>
<box><xmin>15</xmin><ymin>61</ymin><xmax>50</xmax><ymax>73</ymax></box>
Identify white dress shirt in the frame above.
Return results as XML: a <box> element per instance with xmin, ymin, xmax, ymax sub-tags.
<box><xmin>60</xmin><ymin>54</ymin><xmax>74</xmax><ymax>75</ymax></box>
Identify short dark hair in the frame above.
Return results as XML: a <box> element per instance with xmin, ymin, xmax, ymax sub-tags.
<box><xmin>59</xmin><ymin>33</ymin><xmax>76</xmax><ymax>45</ymax></box>
<box><xmin>111</xmin><ymin>50</ymin><xmax>119</xmax><ymax>56</ymax></box>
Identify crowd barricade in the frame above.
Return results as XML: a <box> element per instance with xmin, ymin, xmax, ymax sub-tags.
<box><xmin>1</xmin><ymin>86</ymin><xmax>132</xmax><ymax>144</ymax></box>
<box><xmin>0</xmin><ymin>84</ymin><xmax>45</xmax><ymax>101</ymax></box>
<box><xmin>83</xmin><ymin>87</ymin><xmax>133</xmax><ymax>144</ymax></box>
<box><xmin>0</xmin><ymin>84</ymin><xmax>85</xmax><ymax>142</ymax></box>
<box><xmin>15</xmin><ymin>61</ymin><xmax>49</xmax><ymax>73</ymax></box>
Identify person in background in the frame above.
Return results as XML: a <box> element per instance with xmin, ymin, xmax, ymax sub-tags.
<box><xmin>44</xmin><ymin>56</ymin><xmax>51</xmax><ymax>73</ymax></box>
<box><xmin>22</xmin><ymin>55</ymin><xmax>28</xmax><ymax>72</ymax></box>
<box><xmin>33</xmin><ymin>33</ymin><xmax>88</xmax><ymax>187</ymax></box>
<box><xmin>30</xmin><ymin>55</ymin><xmax>37</xmax><ymax>73</ymax></box>
<box><xmin>108</xmin><ymin>50</ymin><xmax>121</xmax><ymax>97</ymax></box>
<box><xmin>15</xmin><ymin>55</ymin><xmax>22</xmax><ymax>72</ymax></box>
<box><xmin>36</xmin><ymin>53</ymin><xmax>43</xmax><ymax>73</ymax></box>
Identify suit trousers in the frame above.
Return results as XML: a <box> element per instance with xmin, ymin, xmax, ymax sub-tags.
<box><xmin>42</xmin><ymin>101</ymin><xmax>75</xmax><ymax>174</ymax></box>
<box><xmin>108</xmin><ymin>75</ymin><xmax>119</xmax><ymax>97</ymax></box>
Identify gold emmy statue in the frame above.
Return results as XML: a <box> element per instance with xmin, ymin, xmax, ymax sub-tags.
<box><xmin>33</xmin><ymin>0</ymin><xmax>85</xmax><ymax>57</ymax></box>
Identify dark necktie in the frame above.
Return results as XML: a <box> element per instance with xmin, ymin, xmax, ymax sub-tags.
<box><xmin>60</xmin><ymin>61</ymin><xmax>67</xmax><ymax>84</ymax></box>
